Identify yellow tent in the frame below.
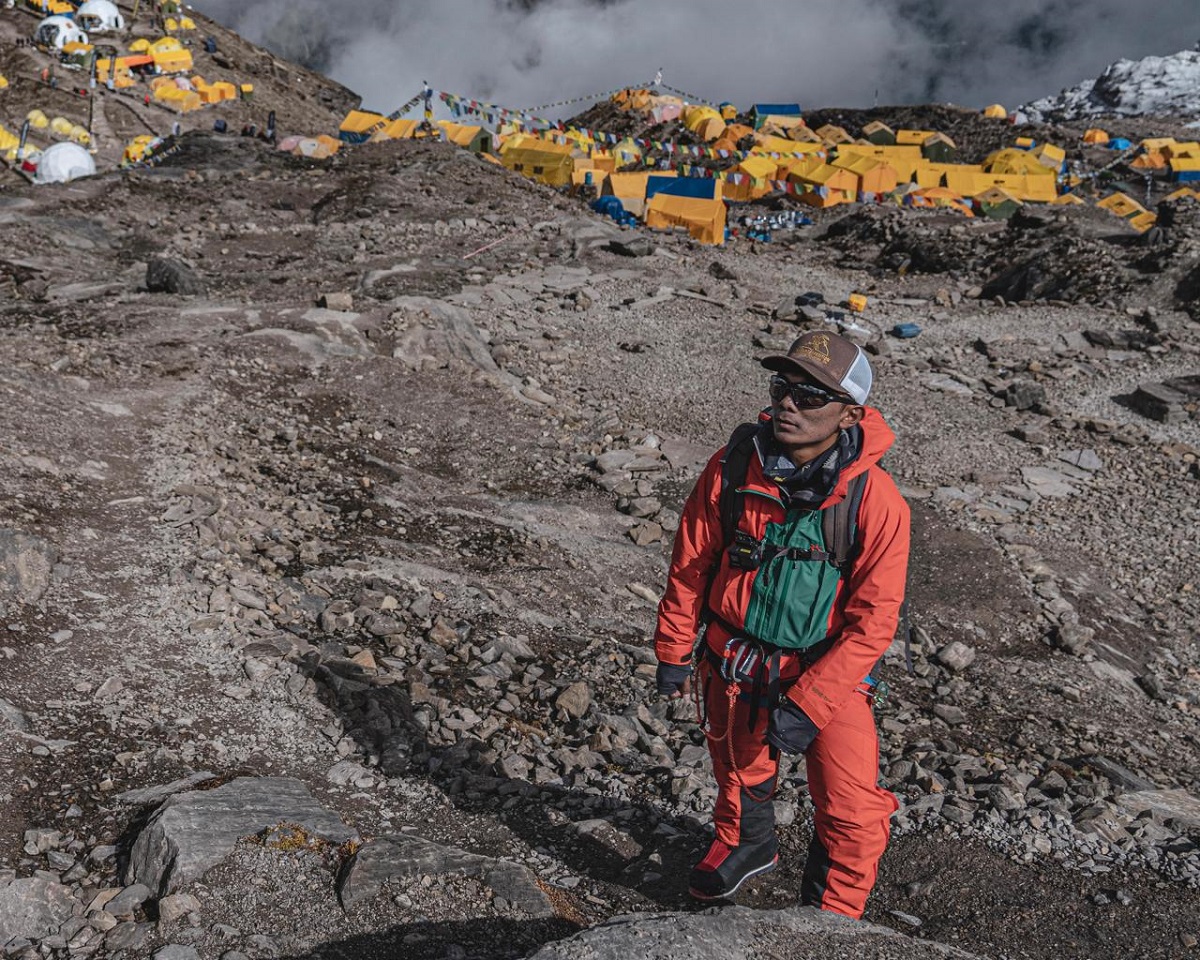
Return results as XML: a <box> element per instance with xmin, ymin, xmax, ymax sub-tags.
<box><xmin>758</xmin><ymin>114</ymin><xmax>808</xmax><ymax>139</ymax></box>
<box><xmin>815</xmin><ymin>124</ymin><xmax>853</xmax><ymax>145</ymax></box>
<box><xmin>1163</xmin><ymin>141</ymin><xmax>1200</xmax><ymax>159</ymax></box>
<box><xmin>984</xmin><ymin>148</ymin><xmax>1056</xmax><ymax>177</ymax></box>
<box><xmin>901</xmin><ymin>186</ymin><xmax>973</xmax><ymax>216</ymax></box>
<box><xmin>26</xmin><ymin>109</ymin><xmax>49</xmax><ymax>130</ymax></box>
<box><xmin>832</xmin><ymin>153</ymin><xmax>898</xmax><ymax>194</ymax></box>
<box><xmin>786</xmin><ymin>161</ymin><xmax>858</xmax><ymax>206</ymax></box>
<box><xmin>982</xmin><ymin>104</ymin><xmax>1007</xmax><ymax>119</ymax></box>
<box><xmin>152</xmin><ymin>48</ymin><xmax>193</xmax><ymax>73</ymax></box>
<box><xmin>50</xmin><ymin>116</ymin><xmax>74</xmax><ymax>137</ymax></box>
<box><xmin>154</xmin><ymin>85</ymin><xmax>202</xmax><ymax>111</ymax></box>
<box><xmin>895</xmin><ymin>129</ymin><xmax>935</xmax><ymax>146</ymax></box>
<box><xmin>499</xmin><ymin>135</ymin><xmax>577</xmax><ymax>186</ymax></box>
<box><xmin>681</xmin><ymin>105</ymin><xmax>726</xmax><ymax>141</ymax></box>
<box><xmin>836</xmin><ymin>144</ymin><xmax>923</xmax><ymax>181</ymax></box>
<box><xmin>1169</xmin><ymin>157</ymin><xmax>1200</xmax><ymax>180</ymax></box>
<box><xmin>1031</xmin><ymin>143</ymin><xmax>1065</xmax><ymax>169</ymax></box>
<box><xmin>645</xmin><ymin>193</ymin><xmax>726</xmax><ymax>245</ymax></box>
<box><xmin>723</xmin><ymin>154</ymin><xmax>780</xmax><ymax>202</ymax></box>
<box><xmin>1141</xmin><ymin>137</ymin><xmax>1176</xmax><ymax>153</ymax></box>
<box><xmin>123</xmin><ymin>134</ymin><xmax>162</xmax><ymax>165</ymax></box>
<box><xmin>437</xmin><ymin>121</ymin><xmax>490</xmax><ymax>152</ymax></box>
<box><xmin>1082</xmin><ymin>129</ymin><xmax>1109</xmax><ymax>144</ymax></box>
<box><xmin>695</xmin><ymin>116</ymin><xmax>727</xmax><ymax>142</ymax></box>
<box><xmin>683</xmin><ymin>104</ymin><xmax>721</xmax><ymax>130</ymax></box>
<box><xmin>751</xmin><ymin>134</ymin><xmax>822</xmax><ymax>157</ymax></box>
<box><xmin>149</xmin><ymin>36</ymin><xmax>183</xmax><ymax>54</ymax></box>
<box><xmin>1131</xmin><ymin>152</ymin><xmax>1166</xmax><ymax>170</ymax></box>
<box><xmin>370</xmin><ymin>118</ymin><xmax>419</xmax><ymax>142</ymax></box>
<box><xmin>1097</xmin><ymin>192</ymin><xmax>1146</xmax><ymax>218</ymax></box>
<box><xmin>1164</xmin><ymin>186</ymin><xmax>1199</xmax><ymax>202</ymax></box>
<box><xmin>129</xmin><ymin>38</ymin><xmax>151</xmax><ymax>52</ymax></box>
<box><xmin>723</xmin><ymin>123</ymin><xmax>755</xmax><ymax>144</ymax></box>
<box><xmin>602</xmin><ymin>170</ymin><xmax>677</xmax><ymax>215</ymax></box>
<box><xmin>340</xmin><ymin>109</ymin><xmax>386</xmax><ymax>138</ymax></box>
<box><xmin>1128</xmin><ymin>211</ymin><xmax>1157</xmax><ymax>233</ymax></box>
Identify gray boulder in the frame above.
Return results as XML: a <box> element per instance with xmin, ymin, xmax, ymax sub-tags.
<box><xmin>0</xmin><ymin>529</ymin><xmax>59</xmax><ymax>606</ymax></box>
<box><xmin>524</xmin><ymin>905</ymin><xmax>983</xmax><ymax>959</ymax></box>
<box><xmin>338</xmin><ymin>834</ymin><xmax>553</xmax><ymax>917</ymax></box>
<box><xmin>146</xmin><ymin>258</ymin><xmax>205</xmax><ymax>296</ymax></box>
<box><xmin>0</xmin><ymin>876</ymin><xmax>77</xmax><ymax>940</ymax></box>
<box><xmin>125</xmin><ymin>777</ymin><xmax>356</xmax><ymax>896</ymax></box>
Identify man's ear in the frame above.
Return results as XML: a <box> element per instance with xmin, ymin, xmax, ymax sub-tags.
<box><xmin>840</xmin><ymin>405</ymin><xmax>865</xmax><ymax>428</ymax></box>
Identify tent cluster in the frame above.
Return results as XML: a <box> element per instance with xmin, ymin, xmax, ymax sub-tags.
<box><xmin>338</xmin><ymin>110</ymin><xmax>492</xmax><ymax>152</ymax></box>
<box><xmin>331</xmin><ymin>88</ymin><xmax>1199</xmax><ymax>243</ymax></box>
<box><xmin>148</xmin><ymin>73</ymin><xmax>239</xmax><ymax>112</ymax></box>
<box><xmin>1</xmin><ymin>108</ymin><xmax>92</xmax><ymax>163</ymax></box>
<box><xmin>2</xmin><ymin>0</ymin><xmax>255</xmax><ymax>184</ymax></box>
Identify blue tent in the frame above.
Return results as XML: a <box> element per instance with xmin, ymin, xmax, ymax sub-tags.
<box><xmin>750</xmin><ymin>103</ymin><xmax>802</xmax><ymax>129</ymax></box>
<box><xmin>646</xmin><ymin>176</ymin><xmax>721</xmax><ymax>200</ymax></box>
<box><xmin>1108</xmin><ymin>138</ymin><xmax>1133</xmax><ymax>150</ymax></box>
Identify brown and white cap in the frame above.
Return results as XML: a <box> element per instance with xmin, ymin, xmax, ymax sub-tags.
<box><xmin>760</xmin><ymin>331</ymin><xmax>873</xmax><ymax>404</ymax></box>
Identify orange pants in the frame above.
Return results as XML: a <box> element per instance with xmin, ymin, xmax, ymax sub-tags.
<box><xmin>703</xmin><ymin>664</ymin><xmax>898</xmax><ymax>919</ymax></box>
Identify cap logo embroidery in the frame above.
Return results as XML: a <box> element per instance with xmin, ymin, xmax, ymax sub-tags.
<box><xmin>794</xmin><ymin>334</ymin><xmax>832</xmax><ymax>366</ymax></box>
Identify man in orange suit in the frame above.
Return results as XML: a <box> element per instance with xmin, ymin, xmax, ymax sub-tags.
<box><xmin>654</xmin><ymin>331</ymin><xmax>909</xmax><ymax>918</ymax></box>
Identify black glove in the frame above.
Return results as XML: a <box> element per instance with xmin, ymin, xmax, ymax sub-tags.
<box><xmin>655</xmin><ymin>661</ymin><xmax>692</xmax><ymax>697</ymax></box>
<box><xmin>766</xmin><ymin>699</ymin><xmax>819</xmax><ymax>755</ymax></box>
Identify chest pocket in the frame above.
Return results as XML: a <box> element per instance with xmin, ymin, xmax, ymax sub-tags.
<box><xmin>741</xmin><ymin>507</ymin><xmax>843</xmax><ymax>649</ymax></box>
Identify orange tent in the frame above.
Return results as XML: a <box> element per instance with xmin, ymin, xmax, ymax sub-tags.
<box><xmin>723</xmin><ymin>123</ymin><xmax>755</xmax><ymax>145</ymax></box>
<box><xmin>1131</xmin><ymin>152</ymin><xmax>1166</xmax><ymax>171</ymax></box>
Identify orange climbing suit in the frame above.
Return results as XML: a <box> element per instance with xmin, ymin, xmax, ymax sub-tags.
<box><xmin>655</xmin><ymin>407</ymin><xmax>910</xmax><ymax>918</ymax></box>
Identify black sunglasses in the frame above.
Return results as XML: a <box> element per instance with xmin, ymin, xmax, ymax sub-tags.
<box><xmin>768</xmin><ymin>375</ymin><xmax>852</xmax><ymax>408</ymax></box>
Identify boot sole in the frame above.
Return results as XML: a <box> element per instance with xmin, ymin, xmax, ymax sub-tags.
<box><xmin>687</xmin><ymin>854</ymin><xmax>779</xmax><ymax>901</ymax></box>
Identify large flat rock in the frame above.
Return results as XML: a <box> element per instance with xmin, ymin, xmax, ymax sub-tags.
<box><xmin>0</xmin><ymin>529</ymin><xmax>59</xmax><ymax>606</ymax></box>
<box><xmin>524</xmin><ymin>905</ymin><xmax>985</xmax><ymax>960</ymax></box>
<box><xmin>0</xmin><ymin>876</ymin><xmax>77</xmax><ymax>940</ymax></box>
<box><xmin>1117</xmin><ymin>788</ymin><xmax>1200</xmax><ymax>831</ymax></box>
<box><xmin>125</xmin><ymin>777</ymin><xmax>357</xmax><ymax>896</ymax></box>
<box><xmin>338</xmin><ymin>834</ymin><xmax>554</xmax><ymax>918</ymax></box>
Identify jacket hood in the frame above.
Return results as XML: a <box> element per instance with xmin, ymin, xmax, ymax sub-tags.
<box><xmin>828</xmin><ymin>406</ymin><xmax>894</xmax><ymax>501</ymax></box>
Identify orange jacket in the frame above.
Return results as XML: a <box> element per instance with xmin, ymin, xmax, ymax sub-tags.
<box><xmin>654</xmin><ymin>407</ymin><xmax>910</xmax><ymax>729</ymax></box>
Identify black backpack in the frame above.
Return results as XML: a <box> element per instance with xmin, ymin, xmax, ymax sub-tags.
<box><xmin>707</xmin><ymin>421</ymin><xmax>912</xmax><ymax>677</ymax></box>
<box><xmin>717</xmin><ymin>421</ymin><xmax>868</xmax><ymax>575</ymax></box>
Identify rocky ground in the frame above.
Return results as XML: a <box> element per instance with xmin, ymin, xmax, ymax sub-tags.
<box><xmin>0</xmin><ymin>56</ymin><xmax>1199</xmax><ymax>960</ymax></box>
<box><xmin>0</xmin><ymin>4</ymin><xmax>357</xmax><ymax>177</ymax></box>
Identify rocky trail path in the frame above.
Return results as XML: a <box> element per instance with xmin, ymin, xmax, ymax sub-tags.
<box><xmin>0</xmin><ymin>135</ymin><xmax>1197</xmax><ymax>959</ymax></box>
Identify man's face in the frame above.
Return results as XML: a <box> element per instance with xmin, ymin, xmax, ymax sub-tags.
<box><xmin>769</xmin><ymin>372</ymin><xmax>863</xmax><ymax>450</ymax></box>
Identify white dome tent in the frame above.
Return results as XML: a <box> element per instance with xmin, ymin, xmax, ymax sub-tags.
<box><xmin>74</xmin><ymin>0</ymin><xmax>125</xmax><ymax>32</ymax></box>
<box><xmin>34</xmin><ymin>142</ymin><xmax>96</xmax><ymax>184</ymax></box>
<box><xmin>34</xmin><ymin>15</ymin><xmax>88</xmax><ymax>50</ymax></box>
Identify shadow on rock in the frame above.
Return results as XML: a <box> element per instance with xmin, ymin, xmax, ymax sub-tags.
<box><xmin>279</xmin><ymin>915</ymin><xmax>579</xmax><ymax>960</ymax></box>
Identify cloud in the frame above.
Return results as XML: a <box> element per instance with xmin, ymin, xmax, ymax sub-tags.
<box><xmin>191</xmin><ymin>0</ymin><xmax>1197</xmax><ymax>114</ymax></box>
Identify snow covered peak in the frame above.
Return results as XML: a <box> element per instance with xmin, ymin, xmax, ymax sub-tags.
<box><xmin>1024</xmin><ymin>48</ymin><xmax>1200</xmax><ymax>122</ymax></box>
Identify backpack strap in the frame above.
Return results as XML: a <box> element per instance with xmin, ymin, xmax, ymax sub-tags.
<box><xmin>718</xmin><ymin>422</ymin><xmax>761</xmax><ymax>547</ymax></box>
<box><xmin>698</xmin><ymin>423</ymin><xmax>759</xmax><ymax>631</ymax></box>
<box><xmin>821</xmin><ymin>470</ymin><xmax>868</xmax><ymax>574</ymax></box>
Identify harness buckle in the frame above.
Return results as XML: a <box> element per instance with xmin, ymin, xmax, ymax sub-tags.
<box><xmin>720</xmin><ymin>636</ymin><xmax>762</xmax><ymax>684</ymax></box>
